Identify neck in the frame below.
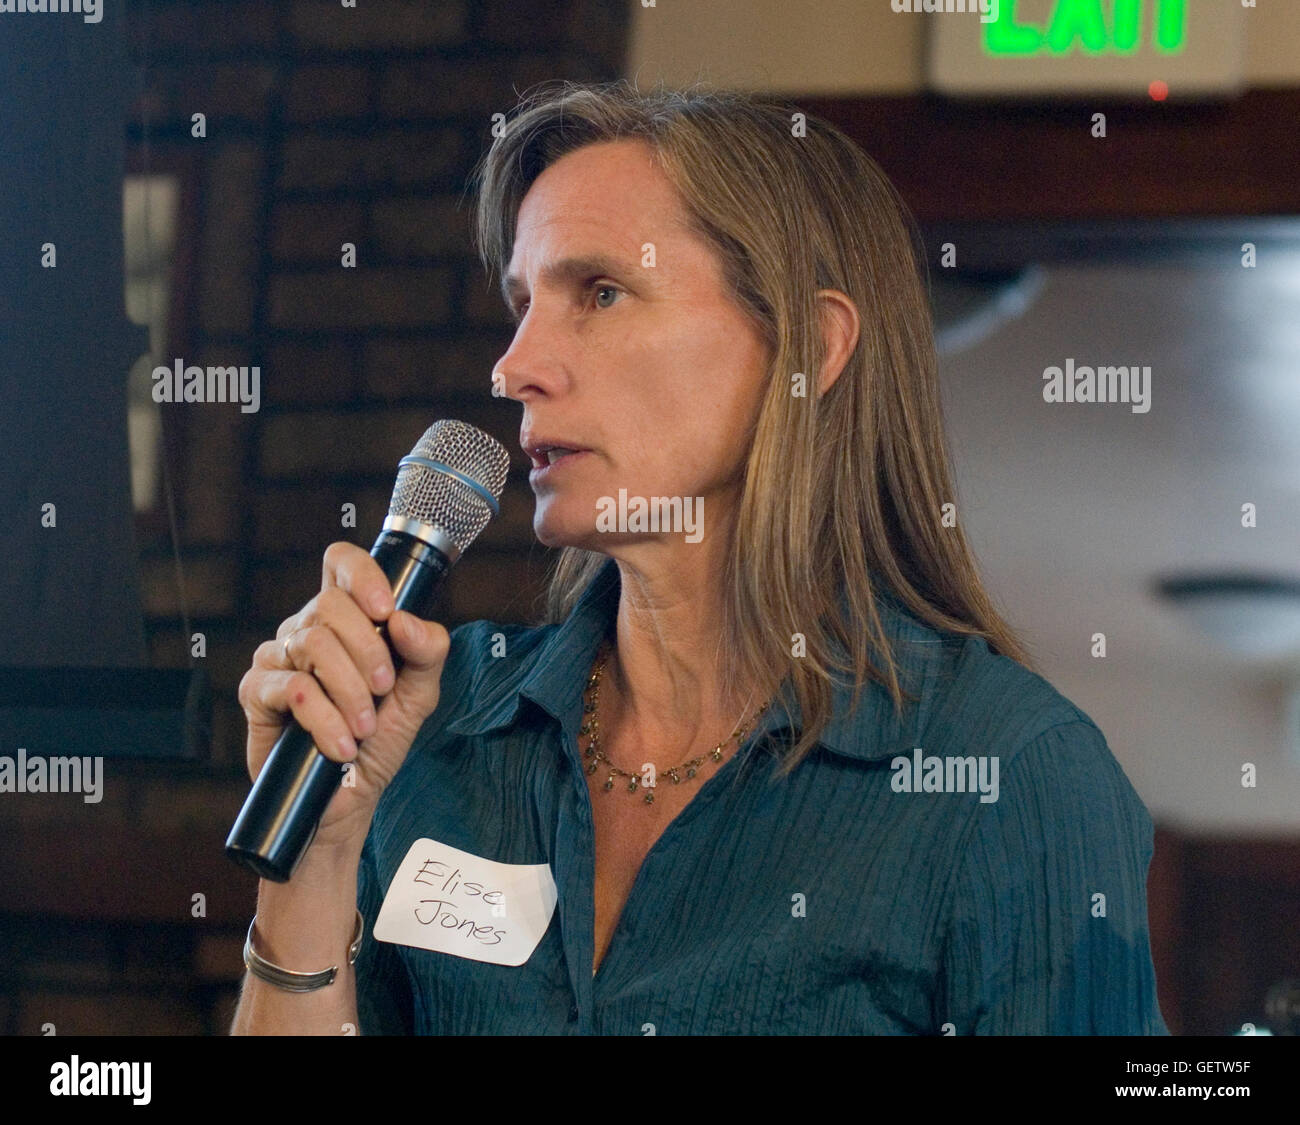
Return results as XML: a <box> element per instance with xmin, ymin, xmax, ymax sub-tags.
<box><xmin>599</xmin><ymin>532</ymin><xmax>768</xmax><ymax>759</ymax></box>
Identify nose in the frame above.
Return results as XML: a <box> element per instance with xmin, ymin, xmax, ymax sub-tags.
<box><xmin>493</xmin><ymin>306</ymin><xmax>568</xmax><ymax>403</ymax></box>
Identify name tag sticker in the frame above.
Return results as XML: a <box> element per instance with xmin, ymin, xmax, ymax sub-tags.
<box><xmin>374</xmin><ymin>838</ymin><xmax>558</xmax><ymax>967</ymax></box>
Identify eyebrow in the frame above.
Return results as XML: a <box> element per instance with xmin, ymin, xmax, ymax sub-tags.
<box><xmin>500</xmin><ymin>254</ymin><xmax>635</xmax><ymax>310</ymax></box>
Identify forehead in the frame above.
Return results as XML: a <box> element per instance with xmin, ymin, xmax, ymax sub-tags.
<box><xmin>507</xmin><ymin>139</ymin><xmax>691</xmax><ymax>266</ymax></box>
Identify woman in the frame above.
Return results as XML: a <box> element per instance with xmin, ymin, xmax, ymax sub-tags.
<box><xmin>231</xmin><ymin>81</ymin><xmax>1167</xmax><ymax>1035</ymax></box>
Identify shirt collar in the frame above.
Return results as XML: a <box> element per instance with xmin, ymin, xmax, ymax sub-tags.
<box><xmin>446</xmin><ymin>557</ymin><xmax>936</xmax><ymax>764</ymax></box>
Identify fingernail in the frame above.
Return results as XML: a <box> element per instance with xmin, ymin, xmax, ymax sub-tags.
<box><xmin>371</xmin><ymin>590</ymin><xmax>393</xmax><ymax>617</ymax></box>
<box><xmin>357</xmin><ymin>707</ymin><xmax>376</xmax><ymax>736</ymax></box>
<box><xmin>338</xmin><ymin>735</ymin><xmax>358</xmax><ymax>760</ymax></box>
<box><xmin>372</xmin><ymin>664</ymin><xmax>394</xmax><ymax>693</ymax></box>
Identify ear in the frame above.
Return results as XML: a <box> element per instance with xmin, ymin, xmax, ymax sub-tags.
<box><xmin>815</xmin><ymin>288</ymin><xmax>860</xmax><ymax>397</ymax></box>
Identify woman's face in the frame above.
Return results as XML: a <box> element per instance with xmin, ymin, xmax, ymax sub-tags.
<box><xmin>496</xmin><ymin>139</ymin><xmax>771</xmax><ymax>553</ymax></box>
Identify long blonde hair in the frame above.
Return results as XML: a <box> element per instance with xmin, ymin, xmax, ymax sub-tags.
<box><xmin>473</xmin><ymin>80</ymin><xmax>1034</xmax><ymax>776</ymax></box>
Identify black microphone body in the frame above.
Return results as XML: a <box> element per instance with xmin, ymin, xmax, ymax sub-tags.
<box><xmin>225</xmin><ymin>528</ymin><xmax>451</xmax><ymax>882</ymax></box>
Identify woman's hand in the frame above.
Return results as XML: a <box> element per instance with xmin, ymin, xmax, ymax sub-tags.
<box><xmin>237</xmin><ymin>540</ymin><xmax>451</xmax><ymax>852</ymax></box>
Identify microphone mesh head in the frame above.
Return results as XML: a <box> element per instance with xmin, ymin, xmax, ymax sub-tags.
<box><xmin>388</xmin><ymin>420</ymin><xmax>510</xmax><ymax>553</ymax></box>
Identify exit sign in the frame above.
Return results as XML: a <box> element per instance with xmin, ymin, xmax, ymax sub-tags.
<box><xmin>928</xmin><ymin>0</ymin><xmax>1244</xmax><ymax>98</ymax></box>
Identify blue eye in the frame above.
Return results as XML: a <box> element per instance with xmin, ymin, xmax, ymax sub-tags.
<box><xmin>593</xmin><ymin>285</ymin><xmax>621</xmax><ymax>309</ymax></box>
<box><xmin>510</xmin><ymin>284</ymin><xmax>620</xmax><ymax>321</ymax></box>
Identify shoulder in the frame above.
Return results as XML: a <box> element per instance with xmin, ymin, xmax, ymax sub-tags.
<box><xmin>891</xmin><ymin>598</ymin><xmax>1153</xmax><ymax>842</ymax></box>
<box><xmin>883</xmin><ymin>607</ymin><xmax>1167</xmax><ymax>1032</ymax></box>
<box><xmin>873</xmin><ymin>589</ymin><xmax>1150</xmax><ymax>823</ymax></box>
<box><xmin>876</xmin><ymin>588</ymin><xmax>1107</xmax><ymax>765</ymax></box>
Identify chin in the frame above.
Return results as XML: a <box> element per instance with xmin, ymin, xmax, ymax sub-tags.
<box><xmin>532</xmin><ymin>507</ymin><xmax>598</xmax><ymax>551</ymax></box>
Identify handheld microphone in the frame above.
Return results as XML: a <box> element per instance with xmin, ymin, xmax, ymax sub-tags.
<box><xmin>225</xmin><ymin>419</ymin><xmax>510</xmax><ymax>882</ymax></box>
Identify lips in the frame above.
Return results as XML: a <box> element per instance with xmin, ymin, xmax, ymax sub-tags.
<box><xmin>521</xmin><ymin>434</ymin><xmax>591</xmax><ymax>471</ymax></box>
<box><xmin>528</xmin><ymin>448</ymin><xmax>589</xmax><ymax>481</ymax></box>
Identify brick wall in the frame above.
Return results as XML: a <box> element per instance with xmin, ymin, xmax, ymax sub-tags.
<box><xmin>0</xmin><ymin>0</ymin><xmax>628</xmax><ymax>1036</ymax></box>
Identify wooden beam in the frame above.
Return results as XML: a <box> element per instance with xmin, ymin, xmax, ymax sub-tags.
<box><xmin>801</xmin><ymin>90</ymin><xmax>1300</xmax><ymax>222</ymax></box>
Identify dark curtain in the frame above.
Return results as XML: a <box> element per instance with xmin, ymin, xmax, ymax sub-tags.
<box><xmin>0</xmin><ymin>5</ymin><xmax>147</xmax><ymax>667</ymax></box>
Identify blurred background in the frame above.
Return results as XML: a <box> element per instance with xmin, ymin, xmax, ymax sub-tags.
<box><xmin>1</xmin><ymin>0</ymin><xmax>1298</xmax><ymax>1035</ymax></box>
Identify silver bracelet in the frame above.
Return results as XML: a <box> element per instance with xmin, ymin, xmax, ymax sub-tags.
<box><xmin>243</xmin><ymin>908</ymin><xmax>364</xmax><ymax>992</ymax></box>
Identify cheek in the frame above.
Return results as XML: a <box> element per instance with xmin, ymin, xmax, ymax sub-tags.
<box><xmin>648</xmin><ymin>319</ymin><xmax>765</xmax><ymax>414</ymax></box>
<box><xmin>601</xmin><ymin>312</ymin><xmax>767</xmax><ymax>475</ymax></box>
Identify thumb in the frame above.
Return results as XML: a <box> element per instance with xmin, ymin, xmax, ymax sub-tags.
<box><xmin>381</xmin><ymin>611</ymin><xmax>451</xmax><ymax>725</ymax></box>
<box><xmin>389</xmin><ymin>610</ymin><xmax>449</xmax><ymax>668</ymax></box>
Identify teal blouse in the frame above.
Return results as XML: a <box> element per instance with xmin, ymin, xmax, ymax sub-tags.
<box><xmin>354</xmin><ymin>558</ymin><xmax>1169</xmax><ymax>1035</ymax></box>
